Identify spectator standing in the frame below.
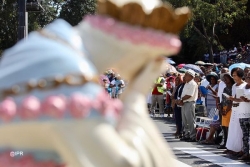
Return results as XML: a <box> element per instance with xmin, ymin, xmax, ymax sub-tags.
<box><xmin>107</xmin><ymin>70</ymin><xmax>115</xmax><ymax>82</ymax></box>
<box><xmin>150</xmin><ymin>75</ymin><xmax>166</xmax><ymax>118</ymax></box>
<box><xmin>166</xmin><ymin>76</ymin><xmax>175</xmax><ymax>117</ymax></box>
<box><xmin>194</xmin><ymin>74</ymin><xmax>201</xmax><ymax>85</ymax></box>
<box><xmin>238</xmin><ymin>72</ymin><xmax>250</xmax><ymax>160</ymax></box>
<box><xmin>217</xmin><ymin>68</ymin><xmax>228</xmax><ymax>108</ymax></box>
<box><xmin>102</xmin><ymin>78</ymin><xmax>111</xmax><ymax>96</ymax></box>
<box><xmin>173</xmin><ymin>75</ymin><xmax>184</xmax><ymax>138</ymax></box>
<box><xmin>178</xmin><ymin>69</ymin><xmax>198</xmax><ymax>142</ymax></box>
<box><xmin>236</xmin><ymin>73</ymin><xmax>250</xmax><ymax>160</ymax></box>
<box><xmin>200</xmin><ymin>68</ymin><xmax>210</xmax><ymax>113</ymax></box>
<box><xmin>243</xmin><ymin>66</ymin><xmax>250</xmax><ymax>80</ymax></box>
<box><xmin>110</xmin><ymin>74</ymin><xmax>125</xmax><ymax>98</ymax></box>
<box><xmin>205</xmin><ymin>72</ymin><xmax>219</xmax><ymax>116</ymax></box>
<box><xmin>218</xmin><ymin>74</ymin><xmax>234</xmax><ymax>149</ymax></box>
<box><xmin>204</xmin><ymin>53</ymin><xmax>209</xmax><ymax>63</ymax></box>
<box><xmin>220</xmin><ymin>49</ymin><xmax>228</xmax><ymax>64</ymax></box>
<box><xmin>226</xmin><ymin>68</ymin><xmax>246</xmax><ymax>155</ymax></box>
<box><xmin>238</xmin><ymin>42</ymin><xmax>243</xmax><ymax>53</ymax></box>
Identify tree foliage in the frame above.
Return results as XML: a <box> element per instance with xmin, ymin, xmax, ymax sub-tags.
<box><xmin>59</xmin><ymin>0</ymin><xmax>96</xmax><ymax>26</ymax></box>
<box><xmin>1</xmin><ymin>0</ymin><xmax>249</xmax><ymax>64</ymax></box>
<box><xmin>0</xmin><ymin>0</ymin><xmax>18</xmax><ymax>55</ymax></box>
<box><xmin>0</xmin><ymin>0</ymin><xmax>96</xmax><ymax>54</ymax></box>
<box><xmin>164</xmin><ymin>0</ymin><xmax>250</xmax><ymax>63</ymax></box>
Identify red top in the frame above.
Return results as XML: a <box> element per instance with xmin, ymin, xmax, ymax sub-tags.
<box><xmin>152</xmin><ymin>87</ymin><xmax>163</xmax><ymax>95</ymax></box>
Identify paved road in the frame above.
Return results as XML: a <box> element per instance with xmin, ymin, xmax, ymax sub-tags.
<box><xmin>154</xmin><ymin>117</ymin><xmax>250</xmax><ymax>167</ymax></box>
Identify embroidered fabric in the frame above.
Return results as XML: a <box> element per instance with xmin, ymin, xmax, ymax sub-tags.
<box><xmin>0</xmin><ymin>91</ymin><xmax>123</xmax><ymax>121</ymax></box>
<box><xmin>84</xmin><ymin>15</ymin><xmax>181</xmax><ymax>51</ymax></box>
<box><xmin>0</xmin><ymin>73</ymin><xmax>99</xmax><ymax>98</ymax></box>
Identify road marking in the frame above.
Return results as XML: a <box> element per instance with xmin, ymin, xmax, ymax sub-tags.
<box><xmin>174</xmin><ymin>147</ymin><xmax>249</xmax><ymax>167</ymax></box>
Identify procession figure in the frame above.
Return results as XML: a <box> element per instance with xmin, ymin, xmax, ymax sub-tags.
<box><xmin>0</xmin><ymin>0</ymin><xmax>190</xmax><ymax>166</ymax></box>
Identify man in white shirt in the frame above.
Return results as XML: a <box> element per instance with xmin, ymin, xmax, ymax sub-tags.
<box><xmin>178</xmin><ymin>69</ymin><xmax>198</xmax><ymax>142</ymax></box>
<box><xmin>110</xmin><ymin>74</ymin><xmax>125</xmax><ymax>98</ymax></box>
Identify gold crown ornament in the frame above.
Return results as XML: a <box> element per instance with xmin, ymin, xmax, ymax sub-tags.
<box><xmin>97</xmin><ymin>0</ymin><xmax>191</xmax><ymax>34</ymax></box>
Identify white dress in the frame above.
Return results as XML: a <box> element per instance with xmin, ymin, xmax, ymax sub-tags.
<box><xmin>226</xmin><ymin>82</ymin><xmax>247</xmax><ymax>152</ymax></box>
<box><xmin>238</xmin><ymin>87</ymin><xmax>250</xmax><ymax>119</ymax></box>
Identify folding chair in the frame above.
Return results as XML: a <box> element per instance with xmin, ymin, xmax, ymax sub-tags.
<box><xmin>195</xmin><ymin>108</ymin><xmax>219</xmax><ymax>141</ymax></box>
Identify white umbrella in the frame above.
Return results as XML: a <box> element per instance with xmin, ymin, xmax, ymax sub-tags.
<box><xmin>165</xmin><ymin>64</ymin><xmax>177</xmax><ymax>73</ymax></box>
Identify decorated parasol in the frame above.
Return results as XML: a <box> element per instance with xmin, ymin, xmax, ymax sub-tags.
<box><xmin>165</xmin><ymin>64</ymin><xmax>177</xmax><ymax>73</ymax></box>
<box><xmin>177</xmin><ymin>68</ymin><xmax>187</xmax><ymax>73</ymax></box>
<box><xmin>177</xmin><ymin>63</ymin><xmax>185</xmax><ymax>69</ymax></box>
<box><xmin>183</xmin><ymin>64</ymin><xmax>203</xmax><ymax>74</ymax></box>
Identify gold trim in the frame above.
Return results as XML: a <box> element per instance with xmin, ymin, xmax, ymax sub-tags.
<box><xmin>97</xmin><ymin>0</ymin><xmax>191</xmax><ymax>34</ymax></box>
<box><xmin>0</xmin><ymin>74</ymin><xmax>99</xmax><ymax>98</ymax></box>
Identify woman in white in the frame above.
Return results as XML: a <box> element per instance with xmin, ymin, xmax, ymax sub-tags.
<box><xmin>227</xmin><ymin>67</ymin><xmax>247</xmax><ymax>155</ymax></box>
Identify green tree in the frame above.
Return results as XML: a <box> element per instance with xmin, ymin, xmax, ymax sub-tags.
<box><xmin>0</xmin><ymin>0</ymin><xmax>64</xmax><ymax>54</ymax></box>
<box><xmin>59</xmin><ymin>0</ymin><xmax>96</xmax><ymax>26</ymax></box>
<box><xmin>164</xmin><ymin>0</ymin><xmax>249</xmax><ymax>63</ymax></box>
<box><xmin>27</xmin><ymin>0</ymin><xmax>64</xmax><ymax>32</ymax></box>
<box><xmin>0</xmin><ymin>0</ymin><xmax>18</xmax><ymax>55</ymax></box>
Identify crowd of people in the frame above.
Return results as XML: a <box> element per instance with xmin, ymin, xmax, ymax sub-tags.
<box><xmin>100</xmin><ymin>69</ymin><xmax>126</xmax><ymax>98</ymax></box>
<box><xmin>148</xmin><ymin>62</ymin><xmax>250</xmax><ymax>160</ymax></box>
<box><xmin>204</xmin><ymin>42</ymin><xmax>250</xmax><ymax>64</ymax></box>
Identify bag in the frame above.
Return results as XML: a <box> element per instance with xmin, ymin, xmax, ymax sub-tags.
<box><xmin>196</xmin><ymin>127</ymin><xmax>209</xmax><ymax>141</ymax></box>
<box><xmin>199</xmin><ymin>86</ymin><xmax>208</xmax><ymax>95</ymax></box>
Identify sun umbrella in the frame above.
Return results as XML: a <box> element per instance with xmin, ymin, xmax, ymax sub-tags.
<box><xmin>165</xmin><ymin>64</ymin><xmax>177</xmax><ymax>73</ymax></box>
<box><xmin>177</xmin><ymin>68</ymin><xmax>187</xmax><ymax>73</ymax></box>
<box><xmin>183</xmin><ymin>64</ymin><xmax>203</xmax><ymax>74</ymax></box>
<box><xmin>229</xmin><ymin>63</ymin><xmax>250</xmax><ymax>74</ymax></box>
<box><xmin>195</xmin><ymin>61</ymin><xmax>205</xmax><ymax>65</ymax></box>
<box><xmin>177</xmin><ymin>63</ymin><xmax>185</xmax><ymax>69</ymax></box>
<box><xmin>166</xmin><ymin>58</ymin><xmax>176</xmax><ymax>65</ymax></box>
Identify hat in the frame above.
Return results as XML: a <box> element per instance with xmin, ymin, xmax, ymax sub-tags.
<box><xmin>185</xmin><ymin>69</ymin><xmax>195</xmax><ymax>77</ymax></box>
<box><xmin>204</xmin><ymin>63</ymin><xmax>213</xmax><ymax>66</ymax></box>
<box><xmin>206</xmin><ymin>72</ymin><xmax>219</xmax><ymax>82</ymax></box>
